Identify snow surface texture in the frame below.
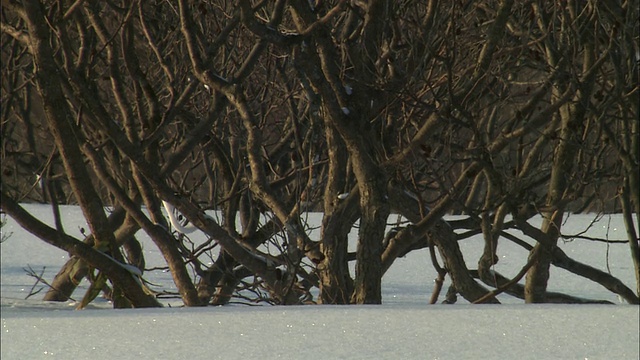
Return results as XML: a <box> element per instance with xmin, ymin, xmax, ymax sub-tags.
<box><xmin>1</xmin><ymin>204</ymin><xmax>639</xmax><ymax>359</ymax></box>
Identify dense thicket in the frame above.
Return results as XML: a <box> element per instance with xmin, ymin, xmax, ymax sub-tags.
<box><xmin>1</xmin><ymin>0</ymin><xmax>638</xmax><ymax>307</ymax></box>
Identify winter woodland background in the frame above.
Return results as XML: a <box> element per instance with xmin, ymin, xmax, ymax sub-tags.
<box><xmin>1</xmin><ymin>0</ymin><xmax>639</xmax><ymax>326</ymax></box>
<box><xmin>1</xmin><ymin>1</ymin><xmax>639</xmax><ymax>358</ymax></box>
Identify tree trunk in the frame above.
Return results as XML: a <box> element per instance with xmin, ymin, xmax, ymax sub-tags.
<box><xmin>350</xmin><ymin>159</ymin><xmax>389</xmax><ymax>304</ymax></box>
<box><xmin>19</xmin><ymin>0</ymin><xmax>156</xmax><ymax>307</ymax></box>
<box><xmin>42</xmin><ymin>207</ymin><xmax>133</xmax><ymax>301</ymax></box>
<box><xmin>318</xmin><ymin>124</ymin><xmax>353</xmax><ymax>304</ymax></box>
<box><xmin>525</xmin><ymin>21</ymin><xmax>597</xmax><ymax>302</ymax></box>
<box><xmin>384</xmin><ymin>183</ymin><xmax>498</xmax><ymax>303</ymax></box>
<box><xmin>2</xmin><ymin>194</ymin><xmax>161</xmax><ymax>308</ymax></box>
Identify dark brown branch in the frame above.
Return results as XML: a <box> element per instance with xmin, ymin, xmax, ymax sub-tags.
<box><xmin>1</xmin><ymin>192</ymin><xmax>161</xmax><ymax>308</ymax></box>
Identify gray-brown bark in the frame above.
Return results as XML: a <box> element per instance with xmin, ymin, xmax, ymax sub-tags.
<box><xmin>384</xmin><ymin>183</ymin><xmax>498</xmax><ymax>303</ymax></box>
<box><xmin>2</xmin><ymin>0</ymin><xmax>636</xmax><ymax>308</ymax></box>
<box><xmin>318</xmin><ymin>124</ymin><xmax>353</xmax><ymax>304</ymax></box>
<box><xmin>1</xmin><ymin>193</ymin><xmax>161</xmax><ymax>308</ymax></box>
<box><xmin>14</xmin><ymin>0</ymin><xmax>158</xmax><ymax>307</ymax></box>
<box><xmin>525</xmin><ymin>2</ymin><xmax>600</xmax><ymax>301</ymax></box>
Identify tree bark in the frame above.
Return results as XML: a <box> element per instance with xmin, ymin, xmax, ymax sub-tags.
<box><xmin>318</xmin><ymin>124</ymin><xmax>353</xmax><ymax>304</ymax></box>
<box><xmin>17</xmin><ymin>0</ymin><xmax>155</xmax><ymax>306</ymax></box>
<box><xmin>384</xmin><ymin>183</ymin><xmax>498</xmax><ymax>303</ymax></box>
<box><xmin>1</xmin><ymin>193</ymin><xmax>161</xmax><ymax>308</ymax></box>
<box><xmin>526</xmin><ymin>23</ymin><xmax>598</xmax><ymax>302</ymax></box>
<box><xmin>42</xmin><ymin>206</ymin><xmax>134</xmax><ymax>301</ymax></box>
<box><xmin>21</xmin><ymin>0</ymin><xmax>115</xmax><ymax>254</ymax></box>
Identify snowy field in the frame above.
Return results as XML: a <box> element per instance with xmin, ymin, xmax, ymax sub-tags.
<box><xmin>1</xmin><ymin>204</ymin><xmax>639</xmax><ymax>359</ymax></box>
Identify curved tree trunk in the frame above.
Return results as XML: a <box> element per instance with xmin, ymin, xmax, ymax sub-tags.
<box><xmin>525</xmin><ymin>15</ymin><xmax>598</xmax><ymax>301</ymax></box>
<box><xmin>17</xmin><ymin>0</ymin><xmax>158</xmax><ymax>307</ymax></box>
<box><xmin>43</xmin><ymin>207</ymin><xmax>133</xmax><ymax>301</ymax></box>
<box><xmin>318</xmin><ymin>124</ymin><xmax>354</xmax><ymax>304</ymax></box>
<box><xmin>2</xmin><ymin>194</ymin><xmax>161</xmax><ymax>307</ymax></box>
<box><xmin>384</xmin><ymin>183</ymin><xmax>498</xmax><ymax>303</ymax></box>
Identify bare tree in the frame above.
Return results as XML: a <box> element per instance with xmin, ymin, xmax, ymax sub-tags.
<box><xmin>1</xmin><ymin>0</ymin><xmax>637</xmax><ymax>308</ymax></box>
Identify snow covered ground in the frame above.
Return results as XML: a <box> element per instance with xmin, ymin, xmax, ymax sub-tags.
<box><xmin>1</xmin><ymin>204</ymin><xmax>639</xmax><ymax>359</ymax></box>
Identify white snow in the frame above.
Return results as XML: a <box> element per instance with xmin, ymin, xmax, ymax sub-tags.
<box><xmin>1</xmin><ymin>204</ymin><xmax>639</xmax><ymax>360</ymax></box>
